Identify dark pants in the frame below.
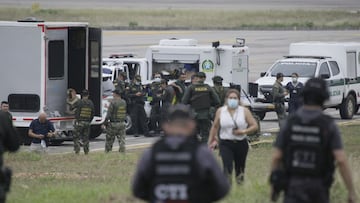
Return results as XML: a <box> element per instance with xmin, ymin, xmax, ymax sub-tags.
<box><xmin>196</xmin><ymin>118</ymin><xmax>211</xmax><ymax>143</ymax></box>
<box><xmin>130</xmin><ymin>103</ymin><xmax>149</xmax><ymax>136</ymax></box>
<box><xmin>284</xmin><ymin>178</ymin><xmax>329</xmax><ymax>203</ymax></box>
<box><xmin>288</xmin><ymin>100</ymin><xmax>302</xmax><ymax>114</ymax></box>
<box><xmin>149</xmin><ymin>104</ymin><xmax>161</xmax><ymax>132</ymax></box>
<box><xmin>274</xmin><ymin>103</ymin><xmax>286</xmax><ymax>128</ymax></box>
<box><xmin>219</xmin><ymin>139</ymin><xmax>249</xmax><ymax>177</ymax></box>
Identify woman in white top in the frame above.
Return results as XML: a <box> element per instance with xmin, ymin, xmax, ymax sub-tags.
<box><xmin>208</xmin><ymin>89</ymin><xmax>258</xmax><ymax>184</ymax></box>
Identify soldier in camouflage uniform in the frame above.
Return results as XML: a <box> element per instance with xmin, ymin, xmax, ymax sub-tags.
<box><xmin>116</xmin><ymin>72</ymin><xmax>128</xmax><ymax>99</ymax></box>
<box><xmin>104</xmin><ymin>89</ymin><xmax>127</xmax><ymax>153</ymax></box>
<box><xmin>182</xmin><ymin>72</ymin><xmax>220</xmax><ymax>143</ymax></box>
<box><xmin>212</xmin><ymin>76</ymin><xmax>227</xmax><ymax>106</ymax></box>
<box><xmin>73</xmin><ymin>89</ymin><xmax>95</xmax><ymax>155</ymax></box>
<box><xmin>272</xmin><ymin>73</ymin><xmax>288</xmax><ymax>128</ymax></box>
<box><xmin>149</xmin><ymin>73</ymin><xmax>163</xmax><ymax>134</ymax></box>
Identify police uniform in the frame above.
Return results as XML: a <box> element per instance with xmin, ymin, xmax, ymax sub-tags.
<box><xmin>128</xmin><ymin>75</ymin><xmax>149</xmax><ymax>137</ymax></box>
<box><xmin>105</xmin><ymin>90</ymin><xmax>127</xmax><ymax>153</ymax></box>
<box><xmin>0</xmin><ymin>111</ymin><xmax>20</xmax><ymax>202</ymax></box>
<box><xmin>272</xmin><ymin>79</ymin><xmax>286</xmax><ymax>125</ymax></box>
<box><xmin>73</xmin><ymin>90</ymin><xmax>95</xmax><ymax>154</ymax></box>
<box><xmin>182</xmin><ymin>72</ymin><xmax>220</xmax><ymax>142</ymax></box>
<box><xmin>173</xmin><ymin>79</ymin><xmax>186</xmax><ymax>103</ymax></box>
<box><xmin>272</xmin><ymin>78</ymin><xmax>344</xmax><ymax>203</ymax></box>
<box><xmin>149</xmin><ymin>80</ymin><xmax>162</xmax><ymax>133</ymax></box>
<box><xmin>132</xmin><ymin>105</ymin><xmax>230</xmax><ymax>203</ymax></box>
<box><xmin>286</xmin><ymin>81</ymin><xmax>304</xmax><ymax>114</ymax></box>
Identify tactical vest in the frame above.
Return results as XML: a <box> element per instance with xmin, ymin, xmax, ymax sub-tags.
<box><xmin>111</xmin><ymin>99</ymin><xmax>126</xmax><ymax>122</ymax></box>
<box><xmin>150</xmin><ymin>137</ymin><xmax>211</xmax><ymax>203</ymax></box>
<box><xmin>284</xmin><ymin>114</ymin><xmax>334</xmax><ymax>178</ymax></box>
<box><xmin>77</xmin><ymin>100</ymin><xmax>93</xmax><ymax>121</ymax></box>
<box><xmin>190</xmin><ymin>84</ymin><xmax>211</xmax><ymax>111</ymax></box>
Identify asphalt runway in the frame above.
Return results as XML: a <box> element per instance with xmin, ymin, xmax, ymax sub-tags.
<box><xmin>1</xmin><ymin>0</ymin><xmax>359</xmax><ymax>10</ymax></box>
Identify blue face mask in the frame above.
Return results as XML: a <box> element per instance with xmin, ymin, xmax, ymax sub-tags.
<box><xmin>227</xmin><ymin>99</ymin><xmax>239</xmax><ymax>109</ymax></box>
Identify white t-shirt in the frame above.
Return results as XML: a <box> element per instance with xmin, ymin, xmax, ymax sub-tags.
<box><xmin>219</xmin><ymin>106</ymin><xmax>248</xmax><ymax>141</ymax></box>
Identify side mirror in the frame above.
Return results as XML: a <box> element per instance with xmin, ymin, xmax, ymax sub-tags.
<box><xmin>260</xmin><ymin>72</ymin><xmax>266</xmax><ymax>77</ymax></box>
<box><xmin>320</xmin><ymin>74</ymin><xmax>330</xmax><ymax>79</ymax></box>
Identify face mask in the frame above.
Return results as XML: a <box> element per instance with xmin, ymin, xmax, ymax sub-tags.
<box><xmin>292</xmin><ymin>77</ymin><xmax>298</xmax><ymax>83</ymax></box>
<box><xmin>154</xmin><ymin>78</ymin><xmax>161</xmax><ymax>82</ymax></box>
<box><xmin>227</xmin><ymin>99</ymin><xmax>239</xmax><ymax>109</ymax></box>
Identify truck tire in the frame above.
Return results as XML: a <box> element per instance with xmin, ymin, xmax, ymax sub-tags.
<box><xmin>340</xmin><ymin>95</ymin><xmax>355</xmax><ymax>119</ymax></box>
<box><xmin>90</xmin><ymin>125</ymin><xmax>103</xmax><ymax>139</ymax></box>
<box><xmin>16</xmin><ymin>127</ymin><xmax>32</xmax><ymax>145</ymax></box>
<box><xmin>254</xmin><ymin>111</ymin><xmax>266</xmax><ymax>120</ymax></box>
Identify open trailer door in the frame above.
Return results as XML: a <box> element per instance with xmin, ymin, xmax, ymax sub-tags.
<box><xmin>88</xmin><ymin>27</ymin><xmax>102</xmax><ymax>116</ymax></box>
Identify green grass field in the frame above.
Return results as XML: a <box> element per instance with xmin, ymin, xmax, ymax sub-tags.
<box><xmin>4</xmin><ymin>124</ymin><xmax>360</xmax><ymax>203</ymax></box>
<box><xmin>0</xmin><ymin>6</ymin><xmax>360</xmax><ymax>29</ymax></box>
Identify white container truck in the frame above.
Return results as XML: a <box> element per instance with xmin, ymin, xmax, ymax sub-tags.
<box><xmin>255</xmin><ymin>42</ymin><xmax>360</xmax><ymax>119</ymax></box>
<box><xmin>0</xmin><ymin>20</ymin><xmax>103</xmax><ymax>144</ymax></box>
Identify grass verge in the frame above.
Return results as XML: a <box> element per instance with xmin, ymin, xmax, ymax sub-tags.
<box><xmin>4</xmin><ymin>124</ymin><xmax>360</xmax><ymax>203</ymax></box>
<box><xmin>0</xmin><ymin>7</ymin><xmax>360</xmax><ymax>30</ymax></box>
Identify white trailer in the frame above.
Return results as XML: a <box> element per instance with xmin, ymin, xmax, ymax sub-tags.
<box><xmin>255</xmin><ymin>42</ymin><xmax>360</xmax><ymax>119</ymax></box>
<box><xmin>0</xmin><ymin>20</ymin><xmax>103</xmax><ymax>144</ymax></box>
<box><xmin>145</xmin><ymin>38</ymin><xmax>250</xmax><ymax>91</ymax></box>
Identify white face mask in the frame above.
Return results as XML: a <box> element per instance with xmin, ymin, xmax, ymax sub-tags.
<box><xmin>227</xmin><ymin>99</ymin><xmax>239</xmax><ymax>109</ymax></box>
<box><xmin>154</xmin><ymin>77</ymin><xmax>161</xmax><ymax>82</ymax></box>
<box><xmin>292</xmin><ymin>77</ymin><xmax>298</xmax><ymax>83</ymax></box>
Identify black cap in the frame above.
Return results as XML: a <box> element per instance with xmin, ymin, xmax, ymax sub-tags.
<box><xmin>212</xmin><ymin>75</ymin><xmax>223</xmax><ymax>83</ymax></box>
<box><xmin>112</xmin><ymin>89</ymin><xmax>121</xmax><ymax>95</ymax></box>
<box><xmin>302</xmin><ymin>78</ymin><xmax>329</xmax><ymax>105</ymax></box>
<box><xmin>81</xmin><ymin>89</ymin><xmax>89</xmax><ymax>96</ymax></box>
<box><xmin>166</xmin><ymin>104</ymin><xmax>195</xmax><ymax>121</ymax></box>
<box><xmin>276</xmin><ymin>72</ymin><xmax>284</xmax><ymax>79</ymax></box>
<box><xmin>196</xmin><ymin>72</ymin><xmax>206</xmax><ymax>78</ymax></box>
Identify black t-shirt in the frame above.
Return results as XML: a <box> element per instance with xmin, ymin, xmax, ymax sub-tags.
<box><xmin>274</xmin><ymin>107</ymin><xmax>343</xmax><ymax>151</ymax></box>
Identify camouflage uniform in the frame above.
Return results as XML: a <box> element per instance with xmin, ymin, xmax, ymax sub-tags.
<box><xmin>105</xmin><ymin>97</ymin><xmax>127</xmax><ymax>152</ymax></box>
<box><xmin>73</xmin><ymin>97</ymin><xmax>95</xmax><ymax>154</ymax></box>
<box><xmin>272</xmin><ymin>80</ymin><xmax>286</xmax><ymax>127</ymax></box>
<box><xmin>182</xmin><ymin>73</ymin><xmax>220</xmax><ymax>142</ymax></box>
<box><xmin>149</xmin><ymin>81</ymin><xmax>162</xmax><ymax>133</ymax></box>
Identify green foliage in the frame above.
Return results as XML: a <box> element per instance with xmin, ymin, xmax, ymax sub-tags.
<box><xmin>4</xmin><ymin>125</ymin><xmax>360</xmax><ymax>202</ymax></box>
<box><xmin>0</xmin><ymin>7</ymin><xmax>359</xmax><ymax>29</ymax></box>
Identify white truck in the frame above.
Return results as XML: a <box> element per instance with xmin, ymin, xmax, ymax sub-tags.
<box><xmin>255</xmin><ymin>42</ymin><xmax>360</xmax><ymax>119</ymax></box>
<box><xmin>0</xmin><ymin>20</ymin><xmax>103</xmax><ymax>144</ymax></box>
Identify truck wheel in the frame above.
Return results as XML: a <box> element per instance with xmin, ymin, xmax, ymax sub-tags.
<box><xmin>90</xmin><ymin>125</ymin><xmax>103</xmax><ymax>139</ymax></box>
<box><xmin>340</xmin><ymin>95</ymin><xmax>355</xmax><ymax>119</ymax></box>
<box><xmin>254</xmin><ymin>111</ymin><xmax>266</xmax><ymax>120</ymax></box>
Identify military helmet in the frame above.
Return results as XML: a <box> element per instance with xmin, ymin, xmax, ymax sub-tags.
<box><xmin>212</xmin><ymin>75</ymin><xmax>223</xmax><ymax>83</ymax></box>
<box><xmin>302</xmin><ymin>78</ymin><xmax>329</xmax><ymax>105</ymax></box>
<box><xmin>195</xmin><ymin>72</ymin><xmax>206</xmax><ymax>78</ymax></box>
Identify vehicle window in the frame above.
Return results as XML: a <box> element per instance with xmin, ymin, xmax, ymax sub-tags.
<box><xmin>329</xmin><ymin>61</ymin><xmax>340</xmax><ymax>76</ymax></box>
<box><xmin>319</xmin><ymin>62</ymin><xmax>331</xmax><ymax>77</ymax></box>
<box><xmin>48</xmin><ymin>40</ymin><xmax>64</xmax><ymax>79</ymax></box>
<box><xmin>8</xmin><ymin>94</ymin><xmax>40</xmax><ymax>112</ymax></box>
<box><xmin>270</xmin><ymin>62</ymin><xmax>317</xmax><ymax>77</ymax></box>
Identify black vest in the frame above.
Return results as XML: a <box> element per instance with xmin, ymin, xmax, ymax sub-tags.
<box><xmin>190</xmin><ymin>84</ymin><xmax>211</xmax><ymax>110</ymax></box>
<box><xmin>283</xmin><ymin>114</ymin><xmax>335</xmax><ymax>180</ymax></box>
<box><xmin>150</xmin><ymin>137</ymin><xmax>211</xmax><ymax>203</ymax></box>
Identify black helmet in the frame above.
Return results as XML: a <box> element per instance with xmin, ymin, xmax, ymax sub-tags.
<box><xmin>166</xmin><ymin>104</ymin><xmax>195</xmax><ymax>121</ymax></box>
<box><xmin>302</xmin><ymin>78</ymin><xmax>329</xmax><ymax>106</ymax></box>
<box><xmin>212</xmin><ymin>75</ymin><xmax>223</xmax><ymax>83</ymax></box>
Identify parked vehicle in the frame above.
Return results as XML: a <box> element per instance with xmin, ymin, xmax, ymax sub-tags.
<box><xmin>0</xmin><ymin>20</ymin><xmax>103</xmax><ymax>144</ymax></box>
<box><xmin>255</xmin><ymin>42</ymin><xmax>360</xmax><ymax>119</ymax></box>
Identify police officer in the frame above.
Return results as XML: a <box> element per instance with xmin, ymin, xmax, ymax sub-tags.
<box><xmin>104</xmin><ymin>89</ymin><xmax>127</xmax><ymax>153</ymax></box>
<box><xmin>149</xmin><ymin>73</ymin><xmax>162</xmax><ymax>134</ymax></box>
<box><xmin>132</xmin><ymin>104</ymin><xmax>230</xmax><ymax>203</ymax></box>
<box><xmin>272</xmin><ymin>72</ymin><xmax>288</xmax><ymax>127</ymax></box>
<box><xmin>212</xmin><ymin>75</ymin><xmax>227</xmax><ymax>106</ymax></box>
<box><xmin>128</xmin><ymin>75</ymin><xmax>149</xmax><ymax>137</ymax></box>
<box><xmin>182</xmin><ymin>72</ymin><xmax>220</xmax><ymax>142</ymax></box>
<box><xmin>0</xmin><ymin>111</ymin><xmax>20</xmax><ymax>203</ymax></box>
<box><xmin>270</xmin><ymin>78</ymin><xmax>357</xmax><ymax>203</ymax></box>
<box><xmin>285</xmin><ymin>73</ymin><xmax>304</xmax><ymax>114</ymax></box>
<box><xmin>73</xmin><ymin>89</ymin><xmax>95</xmax><ymax>155</ymax></box>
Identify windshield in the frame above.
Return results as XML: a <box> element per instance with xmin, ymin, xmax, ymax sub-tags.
<box><xmin>270</xmin><ymin>62</ymin><xmax>317</xmax><ymax>77</ymax></box>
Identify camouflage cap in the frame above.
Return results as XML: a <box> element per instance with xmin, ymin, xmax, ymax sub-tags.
<box><xmin>212</xmin><ymin>75</ymin><xmax>223</xmax><ymax>83</ymax></box>
<box><xmin>196</xmin><ymin>72</ymin><xmax>206</xmax><ymax>78</ymax></box>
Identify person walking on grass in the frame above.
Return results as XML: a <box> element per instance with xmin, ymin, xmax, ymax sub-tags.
<box><xmin>208</xmin><ymin>89</ymin><xmax>258</xmax><ymax>185</ymax></box>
